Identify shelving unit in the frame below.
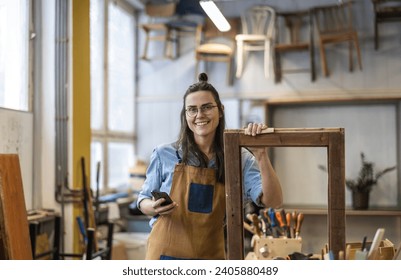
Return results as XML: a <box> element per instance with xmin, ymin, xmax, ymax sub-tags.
<box><xmin>261</xmin><ymin>96</ymin><xmax>401</xmax><ymax>255</ymax></box>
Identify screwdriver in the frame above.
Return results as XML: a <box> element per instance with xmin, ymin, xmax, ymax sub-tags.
<box><xmin>295</xmin><ymin>212</ymin><xmax>304</xmax><ymax>238</ymax></box>
<box><xmin>286</xmin><ymin>212</ymin><xmax>293</xmax><ymax>238</ymax></box>
<box><xmin>275</xmin><ymin>211</ymin><xmax>286</xmax><ymax>237</ymax></box>
<box><xmin>290</xmin><ymin>211</ymin><xmax>297</xmax><ymax>238</ymax></box>
<box><xmin>268</xmin><ymin>208</ymin><xmax>279</xmax><ymax>237</ymax></box>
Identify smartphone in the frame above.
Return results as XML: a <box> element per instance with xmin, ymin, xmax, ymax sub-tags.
<box><xmin>151</xmin><ymin>191</ymin><xmax>173</xmax><ymax>206</ymax></box>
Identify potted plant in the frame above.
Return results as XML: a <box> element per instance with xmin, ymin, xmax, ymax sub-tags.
<box><xmin>319</xmin><ymin>152</ymin><xmax>396</xmax><ymax>210</ymax></box>
<box><xmin>345</xmin><ymin>152</ymin><xmax>396</xmax><ymax>210</ymax></box>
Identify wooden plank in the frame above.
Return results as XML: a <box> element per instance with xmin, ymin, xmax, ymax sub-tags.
<box><xmin>223</xmin><ymin>128</ymin><xmax>345</xmax><ymax>260</ymax></box>
<box><xmin>0</xmin><ymin>154</ymin><xmax>32</xmax><ymax>259</ymax></box>
<box><xmin>328</xmin><ymin>130</ymin><xmax>346</xmax><ymax>259</ymax></box>
<box><xmin>223</xmin><ymin>132</ymin><xmax>244</xmax><ymax>259</ymax></box>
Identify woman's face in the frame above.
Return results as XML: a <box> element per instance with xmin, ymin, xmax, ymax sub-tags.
<box><xmin>185</xmin><ymin>90</ymin><xmax>221</xmax><ymax>142</ymax></box>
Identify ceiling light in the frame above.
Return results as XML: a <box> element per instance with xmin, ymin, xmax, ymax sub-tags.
<box><xmin>199</xmin><ymin>0</ymin><xmax>231</xmax><ymax>32</ymax></box>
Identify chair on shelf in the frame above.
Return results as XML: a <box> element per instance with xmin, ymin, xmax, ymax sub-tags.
<box><xmin>235</xmin><ymin>5</ymin><xmax>276</xmax><ymax>79</ymax></box>
<box><xmin>139</xmin><ymin>1</ymin><xmax>177</xmax><ymax>60</ymax></box>
<box><xmin>372</xmin><ymin>0</ymin><xmax>401</xmax><ymax>50</ymax></box>
<box><xmin>273</xmin><ymin>10</ymin><xmax>316</xmax><ymax>83</ymax></box>
<box><xmin>311</xmin><ymin>1</ymin><xmax>362</xmax><ymax>77</ymax></box>
<box><xmin>195</xmin><ymin>17</ymin><xmax>240</xmax><ymax>85</ymax></box>
<box><xmin>165</xmin><ymin>0</ymin><xmax>205</xmax><ymax>59</ymax></box>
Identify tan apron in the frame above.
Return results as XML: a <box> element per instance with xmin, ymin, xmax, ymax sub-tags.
<box><xmin>145</xmin><ymin>163</ymin><xmax>226</xmax><ymax>260</ymax></box>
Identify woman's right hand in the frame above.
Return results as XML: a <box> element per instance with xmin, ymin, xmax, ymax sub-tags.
<box><xmin>139</xmin><ymin>197</ymin><xmax>178</xmax><ymax>216</ymax></box>
<box><xmin>152</xmin><ymin>197</ymin><xmax>178</xmax><ymax>216</ymax></box>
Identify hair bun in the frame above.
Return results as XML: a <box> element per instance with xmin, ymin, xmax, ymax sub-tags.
<box><xmin>198</xmin><ymin>73</ymin><xmax>208</xmax><ymax>83</ymax></box>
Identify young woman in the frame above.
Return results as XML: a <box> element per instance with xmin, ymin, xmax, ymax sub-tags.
<box><xmin>137</xmin><ymin>73</ymin><xmax>282</xmax><ymax>259</ymax></box>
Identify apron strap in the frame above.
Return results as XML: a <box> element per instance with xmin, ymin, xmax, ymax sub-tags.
<box><xmin>175</xmin><ymin>150</ymin><xmax>182</xmax><ymax>163</ymax></box>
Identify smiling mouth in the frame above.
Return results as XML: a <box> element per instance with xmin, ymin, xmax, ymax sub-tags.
<box><xmin>195</xmin><ymin>121</ymin><xmax>209</xmax><ymax>126</ymax></box>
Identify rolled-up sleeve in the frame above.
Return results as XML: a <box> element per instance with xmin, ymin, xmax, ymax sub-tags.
<box><xmin>136</xmin><ymin>143</ymin><xmax>177</xmax><ymax>210</ymax></box>
<box><xmin>242</xmin><ymin>148</ymin><xmax>264</xmax><ymax>207</ymax></box>
<box><xmin>136</xmin><ymin>147</ymin><xmax>162</xmax><ymax>208</ymax></box>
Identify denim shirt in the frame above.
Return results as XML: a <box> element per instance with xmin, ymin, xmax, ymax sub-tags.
<box><xmin>137</xmin><ymin>142</ymin><xmax>264</xmax><ymax>226</ymax></box>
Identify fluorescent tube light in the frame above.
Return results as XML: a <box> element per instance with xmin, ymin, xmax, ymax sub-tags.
<box><xmin>200</xmin><ymin>0</ymin><xmax>231</xmax><ymax>32</ymax></box>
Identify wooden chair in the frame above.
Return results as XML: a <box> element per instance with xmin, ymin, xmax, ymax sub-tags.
<box><xmin>165</xmin><ymin>0</ymin><xmax>205</xmax><ymax>59</ymax></box>
<box><xmin>195</xmin><ymin>17</ymin><xmax>240</xmax><ymax>85</ymax></box>
<box><xmin>372</xmin><ymin>0</ymin><xmax>401</xmax><ymax>50</ymax></box>
<box><xmin>139</xmin><ymin>1</ymin><xmax>177</xmax><ymax>60</ymax></box>
<box><xmin>235</xmin><ymin>5</ymin><xmax>276</xmax><ymax>79</ymax></box>
<box><xmin>273</xmin><ymin>10</ymin><xmax>316</xmax><ymax>83</ymax></box>
<box><xmin>312</xmin><ymin>1</ymin><xmax>362</xmax><ymax>77</ymax></box>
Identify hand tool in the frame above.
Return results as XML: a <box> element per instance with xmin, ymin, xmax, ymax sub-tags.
<box><xmin>279</xmin><ymin>209</ymin><xmax>289</xmax><ymax>237</ymax></box>
<box><xmin>295</xmin><ymin>212</ymin><xmax>304</xmax><ymax>238</ymax></box>
<box><xmin>285</xmin><ymin>212</ymin><xmax>293</xmax><ymax>238</ymax></box>
<box><xmin>260</xmin><ymin>209</ymin><xmax>272</xmax><ymax>236</ymax></box>
<box><xmin>268</xmin><ymin>208</ymin><xmax>280</xmax><ymax>237</ymax></box>
<box><xmin>259</xmin><ymin>216</ymin><xmax>267</xmax><ymax>237</ymax></box>
<box><xmin>258</xmin><ymin>210</ymin><xmax>268</xmax><ymax>236</ymax></box>
<box><xmin>291</xmin><ymin>211</ymin><xmax>297</xmax><ymax>236</ymax></box>
<box><xmin>274</xmin><ymin>210</ymin><xmax>287</xmax><ymax>237</ymax></box>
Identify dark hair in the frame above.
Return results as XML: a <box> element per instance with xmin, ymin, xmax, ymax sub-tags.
<box><xmin>176</xmin><ymin>73</ymin><xmax>226</xmax><ymax>183</ymax></box>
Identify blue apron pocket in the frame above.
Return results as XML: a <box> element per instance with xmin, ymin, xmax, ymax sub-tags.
<box><xmin>188</xmin><ymin>183</ymin><xmax>214</xmax><ymax>213</ymax></box>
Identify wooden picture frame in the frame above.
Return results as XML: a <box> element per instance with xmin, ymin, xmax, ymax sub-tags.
<box><xmin>223</xmin><ymin>128</ymin><xmax>345</xmax><ymax>259</ymax></box>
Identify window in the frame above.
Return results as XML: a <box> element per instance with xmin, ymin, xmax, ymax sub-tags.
<box><xmin>90</xmin><ymin>0</ymin><xmax>136</xmax><ymax>192</ymax></box>
<box><xmin>0</xmin><ymin>0</ymin><xmax>30</xmax><ymax>111</ymax></box>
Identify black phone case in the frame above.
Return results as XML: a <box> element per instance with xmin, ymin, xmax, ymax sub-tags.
<box><xmin>151</xmin><ymin>191</ymin><xmax>173</xmax><ymax>206</ymax></box>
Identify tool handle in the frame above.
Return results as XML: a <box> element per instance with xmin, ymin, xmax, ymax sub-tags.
<box><xmin>268</xmin><ymin>208</ymin><xmax>277</xmax><ymax>227</ymax></box>
<box><xmin>275</xmin><ymin>211</ymin><xmax>285</xmax><ymax>228</ymax></box>
<box><xmin>291</xmin><ymin>211</ymin><xmax>297</xmax><ymax>227</ymax></box>
<box><xmin>286</xmin><ymin>212</ymin><xmax>293</xmax><ymax>238</ymax></box>
<box><xmin>286</xmin><ymin>212</ymin><xmax>291</xmax><ymax>227</ymax></box>
<box><xmin>295</xmin><ymin>212</ymin><xmax>304</xmax><ymax>238</ymax></box>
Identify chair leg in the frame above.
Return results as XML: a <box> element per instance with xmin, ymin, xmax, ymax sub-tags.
<box><xmin>273</xmin><ymin>49</ymin><xmax>282</xmax><ymax>83</ymax></box>
<box><xmin>309</xmin><ymin>11</ymin><xmax>316</xmax><ymax>82</ymax></box>
<box><xmin>165</xmin><ymin>28</ymin><xmax>173</xmax><ymax>59</ymax></box>
<box><xmin>227</xmin><ymin>58</ymin><xmax>233</xmax><ymax>86</ymax></box>
<box><xmin>353</xmin><ymin>35</ymin><xmax>363</xmax><ymax>71</ymax></box>
<box><xmin>349</xmin><ymin>40</ymin><xmax>354</xmax><ymax>72</ymax></box>
<box><xmin>374</xmin><ymin>17</ymin><xmax>379</xmax><ymax>50</ymax></box>
<box><xmin>105</xmin><ymin>222</ymin><xmax>114</xmax><ymax>260</ymax></box>
<box><xmin>319</xmin><ymin>41</ymin><xmax>329</xmax><ymax>77</ymax></box>
<box><xmin>141</xmin><ymin>31</ymin><xmax>150</xmax><ymax>60</ymax></box>
<box><xmin>195</xmin><ymin>57</ymin><xmax>200</xmax><ymax>81</ymax></box>
<box><xmin>85</xmin><ymin>228</ymin><xmax>95</xmax><ymax>260</ymax></box>
<box><xmin>236</xmin><ymin>40</ymin><xmax>244</xmax><ymax>78</ymax></box>
<box><xmin>264</xmin><ymin>39</ymin><xmax>271</xmax><ymax>79</ymax></box>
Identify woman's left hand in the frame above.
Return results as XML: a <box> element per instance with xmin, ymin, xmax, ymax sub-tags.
<box><xmin>244</xmin><ymin>123</ymin><xmax>269</xmax><ymax>159</ymax></box>
<box><xmin>244</xmin><ymin>123</ymin><xmax>269</xmax><ymax>136</ymax></box>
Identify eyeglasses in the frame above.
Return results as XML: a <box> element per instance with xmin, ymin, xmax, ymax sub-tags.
<box><xmin>186</xmin><ymin>104</ymin><xmax>218</xmax><ymax>118</ymax></box>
